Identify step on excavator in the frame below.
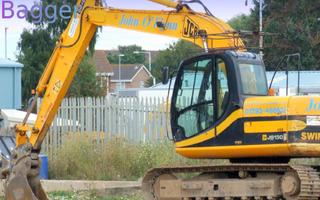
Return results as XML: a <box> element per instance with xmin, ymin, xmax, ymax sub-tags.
<box><xmin>2</xmin><ymin>0</ymin><xmax>320</xmax><ymax>199</ymax></box>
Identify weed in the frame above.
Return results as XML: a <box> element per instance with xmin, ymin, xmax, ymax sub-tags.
<box><xmin>48</xmin><ymin>191</ymin><xmax>142</xmax><ymax>200</ymax></box>
<box><xmin>48</xmin><ymin>133</ymin><xmax>226</xmax><ymax>180</ymax></box>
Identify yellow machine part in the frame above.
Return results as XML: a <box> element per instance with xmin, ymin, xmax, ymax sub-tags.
<box><xmin>15</xmin><ymin>0</ymin><xmax>245</xmax><ymax>150</ymax></box>
<box><xmin>176</xmin><ymin>96</ymin><xmax>320</xmax><ymax>159</ymax></box>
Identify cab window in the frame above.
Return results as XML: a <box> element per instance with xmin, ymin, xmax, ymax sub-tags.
<box><xmin>172</xmin><ymin>56</ymin><xmax>230</xmax><ymax>140</ymax></box>
<box><xmin>175</xmin><ymin>58</ymin><xmax>214</xmax><ymax>138</ymax></box>
<box><xmin>239</xmin><ymin>63</ymin><xmax>268</xmax><ymax>96</ymax></box>
<box><xmin>217</xmin><ymin>59</ymin><xmax>229</xmax><ymax>117</ymax></box>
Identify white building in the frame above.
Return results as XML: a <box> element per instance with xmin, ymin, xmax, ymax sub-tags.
<box><xmin>267</xmin><ymin>71</ymin><xmax>320</xmax><ymax>96</ymax></box>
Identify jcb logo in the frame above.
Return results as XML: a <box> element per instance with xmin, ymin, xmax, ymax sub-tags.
<box><xmin>183</xmin><ymin>17</ymin><xmax>199</xmax><ymax>38</ymax></box>
<box><xmin>262</xmin><ymin>134</ymin><xmax>268</xmax><ymax>141</ymax></box>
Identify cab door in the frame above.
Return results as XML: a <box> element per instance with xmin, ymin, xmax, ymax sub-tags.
<box><xmin>171</xmin><ymin>54</ymin><xmax>231</xmax><ymax>144</ymax></box>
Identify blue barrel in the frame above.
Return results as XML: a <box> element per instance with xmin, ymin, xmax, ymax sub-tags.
<box><xmin>39</xmin><ymin>154</ymin><xmax>49</xmax><ymax>180</ymax></box>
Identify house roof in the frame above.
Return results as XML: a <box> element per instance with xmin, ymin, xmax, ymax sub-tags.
<box><xmin>94</xmin><ymin>50</ymin><xmax>113</xmax><ymax>75</ymax></box>
<box><xmin>111</xmin><ymin>64</ymin><xmax>153</xmax><ymax>82</ymax></box>
<box><xmin>94</xmin><ymin>50</ymin><xmax>158</xmax><ymax>80</ymax></box>
<box><xmin>106</xmin><ymin>50</ymin><xmax>160</xmax><ymax>62</ymax></box>
<box><xmin>0</xmin><ymin>59</ymin><xmax>23</xmax><ymax>68</ymax></box>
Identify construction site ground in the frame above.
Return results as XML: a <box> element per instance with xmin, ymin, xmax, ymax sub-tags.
<box><xmin>0</xmin><ymin>180</ymin><xmax>141</xmax><ymax>199</ymax></box>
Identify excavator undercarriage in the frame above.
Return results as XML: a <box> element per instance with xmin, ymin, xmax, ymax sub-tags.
<box><xmin>142</xmin><ymin>164</ymin><xmax>320</xmax><ymax>200</ymax></box>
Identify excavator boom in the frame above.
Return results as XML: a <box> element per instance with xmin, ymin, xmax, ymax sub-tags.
<box><xmin>17</xmin><ymin>0</ymin><xmax>244</xmax><ymax>151</ymax></box>
<box><xmin>148</xmin><ymin>0</ymin><xmax>180</xmax><ymax>9</ymax></box>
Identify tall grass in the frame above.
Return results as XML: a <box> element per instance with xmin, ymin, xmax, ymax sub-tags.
<box><xmin>49</xmin><ymin>191</ymin><xmax>142</xmax><ymax>200</ymax></box>
<box><xmin>49</xmin><ymin>133</ymin><xmax>226</xmax><ymax>181</ymax></box>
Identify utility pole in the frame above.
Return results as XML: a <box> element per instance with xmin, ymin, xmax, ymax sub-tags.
<box><xmin>118</xmin><ymin>54</ymin><xmax>125</xmax><ymax>89</ymax></box>
<box><xmin>134</xmin><ymin>51</ymin><xmax>156</xmax><ymax>86</ymax></box>
<box><xmin>245</xmin><ymin>0</ymin><xmax>264</xmax><ymax>58</ymax></box>
<box><xmin>5</xmin><ymin>27</ymin><xmax>8</xmax><ymax>59</ymax></box>
<box><xmin>259</xmin><ymin>0</ymin><xmax>264</xmax><ymax>59</ymax></box>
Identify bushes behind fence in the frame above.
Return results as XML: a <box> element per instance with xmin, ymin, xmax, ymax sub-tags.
<box><xmin>49</xmin><ymin>133</ymin><xmax>227</xmax><ymax>180</ymax></box>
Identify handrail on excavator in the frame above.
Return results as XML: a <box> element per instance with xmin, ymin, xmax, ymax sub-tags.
<box><xmin>148</xmin><ymin>0</ymin><xmax>180</xmax><ymax>9</ymax></box>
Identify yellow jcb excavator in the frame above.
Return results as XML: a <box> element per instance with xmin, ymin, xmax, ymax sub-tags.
<box><xmin>3</xmin><ymin>0</ymin><xmax>320</xmax><ymax>199</ymax></box>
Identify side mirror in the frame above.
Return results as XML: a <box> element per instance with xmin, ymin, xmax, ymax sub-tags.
<box><xmin>162</xmin><ymin>66</ymin><xmax>170</xmax><ymax>85</ymax></box>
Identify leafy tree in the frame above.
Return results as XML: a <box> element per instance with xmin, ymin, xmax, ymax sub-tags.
<box><xmin>18</xmin><ymin>29</ymin><xmax>55</xmax><ymax>104</ymax></box>
<box><xmin>26</xmin><ymin>0</ymin><xmax>99</xmax><ymax>53</ymax></box>
<box><xmin>228</xmin><ymin>14</ymin><xmax>258</xmax><ymax>50</ymax></box>
<box><xmin>152</xmin><ymin>40</ymin><xmax>201</xmax><ymax>81</ymax></box>
<box><xmin>68</xmin><ymin>55</ymin><xmax>103</xmax><ymax>97</ymax></box>
<box><xmin>107</xmin><ymin>45</ymin><xmax>145</xmax><ymax>64</ymax></box>
<box><xmin>19</xmin><ymin>1</ymin><xmax>101</xmax><ymax>106</ymax></box>
<box><xmin>261</xmin><ymin>0</ymin><xmax>320</xmax><ymax>69</ymax></box>
<box><xmin>228</xmin><ymin>14</ymin><xmax>253</xmax><ymax>31</ymax></box>
<box><xmin>26</xmin><ymin>0</ymin><xmax>77</xmax><ymax>34</ymax></box>
<box><xmin>229</xmin><ymin>0</ymin><xmax>320</xmax><ymax>70</ymax></box>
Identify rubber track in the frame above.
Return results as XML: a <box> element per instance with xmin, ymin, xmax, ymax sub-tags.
<box><xmin>142</xmin><ymin>164</ymin><xmax>320</xmax><ymax>200</ymax></box>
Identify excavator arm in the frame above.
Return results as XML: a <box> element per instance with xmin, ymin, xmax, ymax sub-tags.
<box><xmin>20</xmin><ymin>0</ymin><xmax>244</xmax><ymax>151</ymax></box>
<box><xmin>3</xmin><ymin>0</ymin><xmax>244</xmax><ymax>199</ymax></box>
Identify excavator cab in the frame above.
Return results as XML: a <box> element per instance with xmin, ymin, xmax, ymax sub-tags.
<box><xmin>169</xmin><ymin>50</ymin><xmax>320</xmax><ymax>162</ymax></box>
<box><xmin>171</xmin><ymin>51</ymin><xmax>268</xmax><ymax>144</ymax></box>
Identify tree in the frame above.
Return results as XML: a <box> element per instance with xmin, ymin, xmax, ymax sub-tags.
<box><xmin>152</xmin><ymin>40</ymin><xmax>201</xmax><ymax>81</ymax></box>
<box><xmin>261</xmin><ymin>0</ymin><xmax>320</xmax><ymax>70</ymax></box>
<box><xmin>229</xmin><ymin>0</ymin><xmax>320</xmax><ymax>70</ymax></box>
<box><xmin>18</xmin><ymin>29</ymin><xmax>55</xmax><ymax>104</ymax></box>
<box><xmin>228</xmin><ymin>14</ymin><xmax>253</xmax><ymax>31</ymax></box>
<box><xmin>68</xmin><ymin>55</ymin><xmax>103</xmax><ymax>97</ymax></box>
<box><xmin>107</xmin><ymin>45</ymin><xmax>145</xmax><ymax>64</ymax></box>
<box><xmin>19</xmin><ymin>1</ymin><xmax>101</xmax><ymax>107</ymax></box>
<box><xmin>26</xmin><ymin>0</ymin><xmax>99</xmax><ymax>53</ymax></box>
<box><xmin>228</xmin><ymin>14</ymin><xmax>258</xmax><ymax>51</ymax></box>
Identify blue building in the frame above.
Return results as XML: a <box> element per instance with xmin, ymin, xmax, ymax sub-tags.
<box><xmin>0</xmin><ymin>59</ymin><xmax>24</xmax><ymax>109</ymax></box>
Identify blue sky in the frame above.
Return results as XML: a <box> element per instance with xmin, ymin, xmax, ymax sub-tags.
<box><xmin>0</xmin><ymin>0</ymin><xmax>254</xmax><ymax>60</ymax></box>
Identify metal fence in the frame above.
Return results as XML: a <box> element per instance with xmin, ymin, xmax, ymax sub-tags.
<box><xmin>39</xmin><ymin>96</ymin><xmax>171</xmax><ymax>155</ymax></box>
